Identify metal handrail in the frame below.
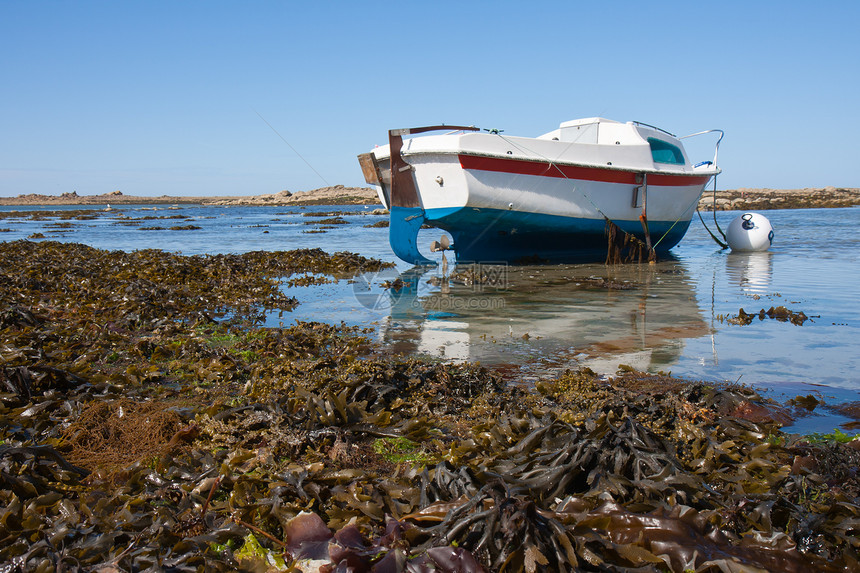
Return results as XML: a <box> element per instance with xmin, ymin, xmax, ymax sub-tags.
<box><xmin>680</xmin><ymin>129</ymin><xmax>724</xmax><ymax>167</ymax></box>
<box><xmin>681</xmin><ymin>129</ymin><xmax>727</xmax><ymax>247</ymax></box>
<box><xmin>632</xmin><ymin>121</ymin><xmax>676</xmax><ymax>137</ymax></box>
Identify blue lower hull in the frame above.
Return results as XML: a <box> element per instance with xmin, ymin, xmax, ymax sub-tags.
<box><xmin>425</xmin><ymin>206</ymin><xmax>691</xmax><ymax>263</ymax></box>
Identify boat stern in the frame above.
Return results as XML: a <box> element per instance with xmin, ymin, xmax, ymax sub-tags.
<box><xmin>360</xmin><ymin>125</ymin><xmax>479</xmax><ymax>265</ymax></box>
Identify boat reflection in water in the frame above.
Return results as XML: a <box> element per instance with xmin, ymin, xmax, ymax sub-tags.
<box><xmin>373</xmin><ymin>261</ymin><xmax>710</xmax><ymax>379</ymax></box>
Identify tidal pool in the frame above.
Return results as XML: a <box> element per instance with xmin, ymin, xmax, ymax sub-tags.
<box><xmin>2</xmin><ymin>203</ymin><xmax>858</xmax><ymax>433</ymax></box>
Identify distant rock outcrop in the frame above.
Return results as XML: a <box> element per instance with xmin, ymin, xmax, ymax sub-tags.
<box><xmin>698</xmin><ymin>187</ymin><xmax>860</xmax><ymax>211</ymax></box>
<box><xmin>0</xmin><ymin>186</ymin><xmax>381</xmax><ymax>207</ymax></box>
<box><xmin>207</xmin><ymin>185</ymin><xmax>378</xmax><ymax>206</ymax></box>
<box><xmin>2</xmin><ymin>185</ymin><xmax>855</xmax><ymax>210</ymax></box>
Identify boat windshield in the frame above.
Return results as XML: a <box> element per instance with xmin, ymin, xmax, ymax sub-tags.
<box><xmin>647</xmin><ymin>137</ymin><xmax>685</xmax><ymax>165</ymax></box>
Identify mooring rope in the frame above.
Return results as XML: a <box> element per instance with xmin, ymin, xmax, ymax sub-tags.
<box><xmin>495</xmin><ymin>133</ymin><xmax>656</xmax><ymax>262</ymax></box>
<box><xmin>651</xmin><ymin>189</ymin><xmax>709</xmax><ymax>249</ymax></box>
<box><xmin>495</xmin><ymin>133</ymin><xmax>729</xmax><ymax>258</ymax></box>
<box><xmin>495</xmin><ymin>133</ymin><xmax>611</xmax><ymax>219</ymax></box>
<box><xmin>697</xmin><ymin>209</ymin><xmax>728</xmax><ymax>249</ymax></box>
<box><xmin>697</xmin><ymin>174</ymin><xmax>729</xmax><ymax>249</ymax></box>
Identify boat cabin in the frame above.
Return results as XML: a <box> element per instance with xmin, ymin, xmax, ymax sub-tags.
<box><xmin>538</xmin><ymin>117</ymin><xmax>689</xmax><ymax>167</ymax></box>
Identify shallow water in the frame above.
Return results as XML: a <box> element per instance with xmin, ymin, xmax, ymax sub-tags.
<box><xmin>2</xmin><ymin>203</ymin><xmax>858</xmax><ymax>433</ymax></box>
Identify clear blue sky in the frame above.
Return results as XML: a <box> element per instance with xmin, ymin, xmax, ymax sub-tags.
<box><xmin>2</xmin><ymin>0</ymin><xmax>858</xmax><ymax>197</ymax></box>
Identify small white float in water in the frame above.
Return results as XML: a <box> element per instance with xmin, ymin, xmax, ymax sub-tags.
<box><xmin>726</xmin><ymin>212</ymin><xmax>774</xmax><ymax>252</ymax></box>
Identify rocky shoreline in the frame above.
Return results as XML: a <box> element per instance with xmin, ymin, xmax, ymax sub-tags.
<box><xmin>0</xmin><ymin>185</ymin><xmax>379</xmax><ymax>207</ymax></box>
<box><xmin>1</xmin><ymin>185</ymin><xmax>857</xmax><ymax>210</ymax></box>
<box><xmin>697</xmin><ymin>186</ymin><xmax>860</xmax><ymax>211</ymax></box>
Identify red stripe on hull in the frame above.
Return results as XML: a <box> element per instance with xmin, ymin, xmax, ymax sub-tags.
<box><xmin>458</xmin><ymin>154</ymin><xmax>711</xmax><ymax>187</ymax></box>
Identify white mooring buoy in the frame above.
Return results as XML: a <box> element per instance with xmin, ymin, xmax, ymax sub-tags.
<box><xmin>726</xmin><ymin>212</ymin><xmax>774</xmax><ymax>252</ymax></box>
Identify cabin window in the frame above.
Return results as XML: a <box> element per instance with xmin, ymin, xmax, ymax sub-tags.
<box><xmin>647</xmin><ymin>137</ymin><xmax>685</xmax><ymax>165</ymax></box>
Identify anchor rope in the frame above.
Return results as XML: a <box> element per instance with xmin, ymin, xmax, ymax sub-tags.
<box><xmin>710</xmin><ymin>174</ymin><xmax>729</xmax><ymax>243</ymax></box>
<box><xmin>697</xmin><ymin>208</ymin><xmax>729</xmax><ymax>249</ymax></box>
<box><xmin>688</xmin><ymin>172</ymin><xmax>728</xmax><ymax>249</ymax></box>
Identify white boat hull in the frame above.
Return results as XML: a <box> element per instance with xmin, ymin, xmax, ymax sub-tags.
<box><xmin>425</xmin><ymin>154</ymin><xmax>708</xmax><ymax>261</ymax></box>
<box><xmin>359</xmin><ymin>118</ymin><xmax>721</xmax><ymax>264</ymax></box>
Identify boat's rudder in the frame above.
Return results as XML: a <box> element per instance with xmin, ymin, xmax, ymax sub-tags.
<box><xmin>389</xmin><ymin>206</ymin><xmax>435</xmax><ymax>266</ymax></box>
<box><xmin>385</xmin><ymin>125</ymin><xmax>477</xmax><ymax>266</ymax></box>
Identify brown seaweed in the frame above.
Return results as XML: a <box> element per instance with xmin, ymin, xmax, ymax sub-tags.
<box><xmin>0</xmin><ymin>240</ymin><xmax>857</xmax><ymax>572</ymax></box>
<box><xmin>725</xmin><ymin>306</ymin><xmax>810</xmax><ymax>326</ymax></box>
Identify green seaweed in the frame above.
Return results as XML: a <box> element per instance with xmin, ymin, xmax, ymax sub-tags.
<box><xmin>372</xmin><ymin>436</ymin><xmax>435</xmax><ymax>466</ymax></box>
<box><xmin>804</xmin><ymin>428</ymin><xmax>858</xmax><ymax>444</ymax></box>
